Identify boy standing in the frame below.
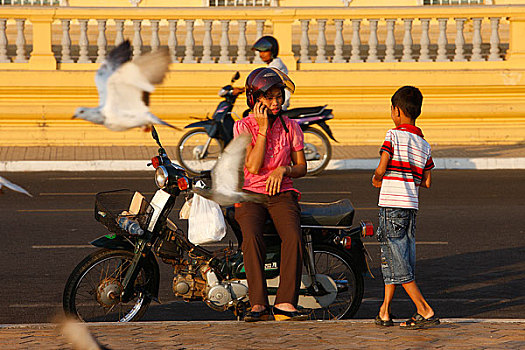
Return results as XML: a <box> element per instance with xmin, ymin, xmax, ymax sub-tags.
<box><xmin>372</xmin><ymin>86</ymin><xmax>440</xmax><ymax>329</ymax></box>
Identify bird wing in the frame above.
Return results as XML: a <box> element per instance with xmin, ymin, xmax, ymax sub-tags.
<box><xmin>102</xmin><ymin>62</ymin><xmax>153</xmax><ymax>130</ymax></box>
<box><xmin>102</xmin><ymin>48</ymin><xmax>170</xmax><ymax>131</ymax></box>
<box><xmin>94</xmin><ymin>40</ymin><xmax>132</xmax><ymax>107</ymax></box>
<box><xmin>0</xmin><ymin>176</ymin><xmax>33</xmax><ymax>197</ymax></box>
<box><xmin>212</xmin><ymin>133</ymin><xmax>251</xmax><ymax>195</ymax></box>
<box><xmin>133</xmin><ymin>48</ymin><xmax>170</xmax><ymax>85</ymax></box>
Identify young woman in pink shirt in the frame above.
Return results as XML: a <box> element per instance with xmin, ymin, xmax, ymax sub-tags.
<box><xmin>233</xmin><ymin>67</ymin><xmax>307</xmax><ymax>322</ymax></box>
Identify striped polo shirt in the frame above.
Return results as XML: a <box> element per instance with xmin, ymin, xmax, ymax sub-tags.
<box><xmin>378</xmin><ymin>124</ymin><xmax>435</xmax><ymax>210</ymax></box>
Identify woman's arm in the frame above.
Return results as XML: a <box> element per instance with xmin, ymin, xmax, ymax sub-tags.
<box><xmin>265</xmin><ymin>149</ymin><xmax>307</xmax><ymax>195</ymax></box>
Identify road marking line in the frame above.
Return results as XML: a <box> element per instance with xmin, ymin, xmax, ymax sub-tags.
<box><xmin>203</xmin><ymin>241</ymin><xmax>449</xmax><ymax>249</ymax></box>
<box><xmin>48</xmin><ymin>177</ymin><xmax>150</xmax><ymax>180</ymax></box>
<box><xmin>32</xmin><ymin>245</ymin><xmax>94</xmax><ymax>249</ymax></box>
<box><xmin>18</xmin><ymin>209</ymin><xmax>92</xmax><ymax>212</ymax></box>
<box><xmin>364</xmin><ymin>241</ymin><xmax>448</xmax><ymax>245</ymax></box>
<box><xmin>39</xmin><ymin>192</ymin><xmax>155</xmax><ymax>196</ymax></box>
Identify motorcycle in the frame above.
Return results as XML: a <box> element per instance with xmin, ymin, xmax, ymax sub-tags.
<box><xmin>176</xmin><ymin>72</ymin><xmax>337</xmax><ymax>177</ymax></box>
<box><xmin>63</xmin><ymin>127</ymin><xmax>374</xmax><ymax>322</ymax></box>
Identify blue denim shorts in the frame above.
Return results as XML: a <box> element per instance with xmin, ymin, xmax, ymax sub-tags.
<box><xmin>376</xmin><ymin>207</ymin><xmax>417</xmax><ymax>285</ymax></box>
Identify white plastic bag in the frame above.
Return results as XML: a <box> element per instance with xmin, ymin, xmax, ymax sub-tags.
<box><xmin>188</xmin><ymin>194</ymin><xmax>226</xmax><ymax>245</ymax></box>
<box><xmin>179</xmin><ymin>197</ymin><xmax>192</xmax><ymax>220</ymax></box>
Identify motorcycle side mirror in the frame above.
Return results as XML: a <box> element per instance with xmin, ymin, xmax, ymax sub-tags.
<box><xmin>231</xmin><ymin>71</ymin><xmax>240</xmax><ymax>83</ymax></box>
<box><xmin>151</xmin><ymin>126</ymin><xmax>163</xmax><ymax>149</ymax></box>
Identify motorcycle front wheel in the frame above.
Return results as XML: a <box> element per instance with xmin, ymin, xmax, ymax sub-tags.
<box><xmin>63</xmin><ymin>249</ymin><xmax>158</xmax><ymax>322</ymax></box>
<box><xmin>176</xmin><ymin>128</ymin><xmax>224</xmax><ymax>176</ymax></box>
<box><xmin>300</xmin><ymin>245</ymin><xmax>364</xmax><ymax>320</ymax></box>
<box><xmin>303</xmin><ymin>127</ymin><xmax>332</xmax><ymax>176</ymax></box>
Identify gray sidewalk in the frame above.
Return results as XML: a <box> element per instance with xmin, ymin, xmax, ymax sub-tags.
<box><xmin>1</xmin><ymin>319</ymin><xmax>524</xmax><ymax>349</ymax></box>
<box><xmin>0</xmin><ymin>144</ymin><xmax>524</xmax><ymax>171</ymax></box>
<box><xmin>1</xmin><ymin>144</ymin><xmax>524</xmax><ymax>161</ymax></box>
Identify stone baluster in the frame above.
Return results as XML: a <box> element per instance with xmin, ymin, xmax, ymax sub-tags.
<box><xmin>150</xmin><ymin>19</ymin><xmax>160</xmax><ymax>51</ymax></box>
<box><xmin>333</xmin><ymin>19</ymin><xmax>345</xmax><ymax>63</ymax></box>
<box><xmin>60</xmin><ymin>19</ymin><xmax>73</xmax><ymax>63</ymax></box>
<box><xmin>436</xmin><ymin>18</ymin><xmax>449</xmax><ymax>62</ymax></box>
<box><xmin>236</xmin><ymin>20</ymin><xmax>248</xmax><ymax>63</ymax></box>
<box><xmin>402</xmin><ymin>18</ymin><xmax>415</xmax><ymax>62</ymax></box>
<box><xmin>299</xmin><ymin>19</ymin><xmax>311</xmax><ymax>63</ymax></box>
<box><xmin>96</xmin><ymin>20</ymin><xmax>107</xmax><ymax>63</ymax></box>
<box><xmin>0</xmin><ymin>19</ymin><xmax>8</xmax><ymax>63</ymax></box>
<box><xmin>201</xmin><ymin>20</ymin><xmax>213</xmax><ymax>63</ymax></box>
<box><xmin>114</xmin><ymin>20</ymin><xmax>125</xmax><ymax>46</ymax></box>
<box><xmin>488</xmin><ymin>17</ymin><xmax>502</xmax><ymax>61</ymax></box>
<box><xmin>350</xmin><ymin>19</ymin><xmax>363</xmax><ymax>63</ymax></box>
<box><xmin>384</xmin><ymin>19</ymin><xmax>396</xmax><ymax>62</ymax></box>
<box><xmin>253</xmin><ymin>19</ymin><xmax>265</xmax><ymax>63</ymax></box>
<box><xmin>168</xmin><ymin>20</ymin><xmax>178</xmax><ymax>63</ymax></box>
<box><xmin>183</xmin><ymin>20</ymin><xmax>196</xmax><ymax>63</ymax></box>
<box><xmin>315</xmin><ymin>19</ymin><xmax>327</xmax><ymax>63</ymax></box>
<box><xmin>77</xmin><ymin>19</ymin><xmax>90</xmax><ymax>63</ymax></box>
<box><xmin>471</xmin><ymin>18</ymin><xmax>483</xmax><ymax>61</ymax></box>
<box><xmin>15</xmin><ymin>19</ymin><xmax>27</xmax><ymax>63</ymax></box>
<box><xmin>367</xmin><ymin>19</ymin><xmax>379</xmax><ymax>62</ymax></box>
<box><xmin>219</xmin><ymin>20</ymin><xmax>230</xmax><ymax>64</ymax></box>
<box><xmin>419</xmin><ymin>18</ymin><xmax>431</xmax><ymax>62</ymax></box>
<box><xmin>132</xmin><ymin>20</ymin><xmax>142</xmax><ymax>58</ymax></box>
<box><xmin>453</xmin><ymin>18</ymin><xmax>466</xmax><ymax>62</ymax></box>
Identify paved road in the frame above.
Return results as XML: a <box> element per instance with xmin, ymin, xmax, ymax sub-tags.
<box><xmin>0</xmin><ymin>170</ymin><xmax>523</xmax><ymax>324</ymax></box>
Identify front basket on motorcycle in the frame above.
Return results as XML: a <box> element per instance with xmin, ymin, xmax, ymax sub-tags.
<box><xmin>94</xmin><ymin>189</ymin><xmax>154</xmax><ymax>235</ymax></box>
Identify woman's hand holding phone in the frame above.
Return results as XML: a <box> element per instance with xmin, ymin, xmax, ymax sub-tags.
<box><xmin>254</xmin><ymin>101</ymin><xmax>269</xmax><ymax>133</ymax></box>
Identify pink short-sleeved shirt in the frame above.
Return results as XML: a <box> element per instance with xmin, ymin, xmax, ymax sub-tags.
<box><xmin>233</xmin><ymin>114</ymin><xmax>304</xmax><ymax>195</ymax></box>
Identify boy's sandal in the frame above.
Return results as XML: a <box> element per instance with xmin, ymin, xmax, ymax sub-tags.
<box><xmin>375</xmin><ymin>315</ymin><xmax>394</xmax><ymax>327</ymax></box>
<box><xmin>400</xmin><ymin>313</ymin><xmax>440</xmax><ymax>330</ymax></box>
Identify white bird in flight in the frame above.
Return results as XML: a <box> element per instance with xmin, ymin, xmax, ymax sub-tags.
<box><xmin>73</xmin><ymin>40</ymin><xmax>179</xmax><ymax>132</ymax></box>
<box><xmin>193</xmin><ymin>133</ymin><xmax>265</xmax><ymax>206</ymax></box>
<box><xmin>0</xmin><ymin>176</ymin><xmax>33</xmax><ymax>197</ymax></box>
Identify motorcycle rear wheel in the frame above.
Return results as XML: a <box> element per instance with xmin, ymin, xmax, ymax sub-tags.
<box><xmin>303</xmin><ymin>127</ymin><xmax>332</xmax><ymax>176</ymax></box>
<box><xmin>176</xmin><ymin>128</ymin><xmax>224</xmax><ymax>176</ymax></box>
<box><xmin>301</xmin><ymin>245</ymin><xmax>364</xmax><ymax>320</ymax></box>
<box><xmin>63</xmin><ymin>249</ymin><xmax>157</xmax><ymax>322</ymax></box>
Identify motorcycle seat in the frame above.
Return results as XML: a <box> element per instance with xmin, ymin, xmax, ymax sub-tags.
<box><xmin>299</xmin><ymin>199</ymin><xmax>354</xmax><ymax>227</ymax></box>
<box><xmin>283</xmin><ymin>106</ymin><xmax>326</xmax><ymax>119</ymax></box>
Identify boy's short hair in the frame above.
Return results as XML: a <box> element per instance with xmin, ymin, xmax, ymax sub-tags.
<box><xmin>391</xmin><ymin>86</ymin><xmax>423</xmax><ymax>119</ymax></box>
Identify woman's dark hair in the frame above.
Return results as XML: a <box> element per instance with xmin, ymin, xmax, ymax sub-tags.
<box><xmin>391</xmin><ymin>86</ymin><xmax>423</xmax><ymax>119</ymax></box>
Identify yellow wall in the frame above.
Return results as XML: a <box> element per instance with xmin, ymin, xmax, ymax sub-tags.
<box><xmin>0</xmin><ymin>5</ymin><xmax>524</xmax><ymax>146</ymax></box>
<box><xmin>65</xmin><ymin>0</ymin><xmax>525</xmax><ymax>7</ymax></box>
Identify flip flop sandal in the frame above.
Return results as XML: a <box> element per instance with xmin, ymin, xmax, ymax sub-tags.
<box><xmin>400</xmin><ymin>313</ymin><xmax>440</xmax><ymax>330</ymax></box>
<box><xmin>375</xmin><ymin>315</ymin><xmax>394</xmax><ymax>327</ymax></box>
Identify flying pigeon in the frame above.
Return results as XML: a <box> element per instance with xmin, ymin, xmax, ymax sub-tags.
<box><xmin>59</xmin><ymin>316</ymin><xmax>111</xmax><ymax>350</ymax></box>
<box><xmin>193</xmin><ymin>133</ymin><xmax>266</xmax><ymax>206</ymax></box>
<box><xmin>73</xmin><ymin>40</ymin><xmax>179</xmax><ymax>132</ymax></box>
<box><xmin>0</xmin><ymin>176</ymin><xmax>32</xmax><ymax>197</ymax></box>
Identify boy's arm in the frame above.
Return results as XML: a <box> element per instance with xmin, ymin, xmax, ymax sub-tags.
<box><xmin>372</xmin><ymin>151</ymin><xmax>391</xmax><ymax>188</ymax></box>
<box><xmin>420</xmin><ymin>169</ymin><xmax>432</xmax><ymax>188</ymax></box>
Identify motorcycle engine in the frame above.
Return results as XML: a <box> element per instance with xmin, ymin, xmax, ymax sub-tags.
<box><xmin>172</xmin><ymin>264</ymin><xmax>208</xmax><ymax>300</ymax></box>
<box><xmin>172</xmin><ymin>262</ymin><xmax>249</xmax><ymax>309</ymax></box>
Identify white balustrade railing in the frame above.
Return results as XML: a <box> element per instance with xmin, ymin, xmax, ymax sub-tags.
<box><xmin>206</xmin><ymin>0</ymin><xmax>272</xmax><ymax>6</ymax></box>
<box><xmin>0</xmin><ymin>7</ymin><xmax>515</xmax><ymax>66</ymax></box>
<box><xmin>1</xmin><ymin>0</ymin><xmax>63</xmax><ymax>5</ymax></box>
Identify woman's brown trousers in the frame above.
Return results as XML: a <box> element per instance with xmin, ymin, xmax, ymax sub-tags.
<box><xmin>234</xmin><ymin>190</ymin><xmax>303</xmax><ymax>307</ymax></box>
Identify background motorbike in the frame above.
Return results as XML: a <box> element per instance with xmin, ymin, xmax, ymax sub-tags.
<box><xmin>176</xmin><ymin>72</ymin><xmax>337</xmax><ymax>176</ymax></box>
<box><xmin>175</xmin><ymin>72</ymin><xmax>243</xmax><ymax>176</ymax></box>
<box><xmin>63</xmin><ymin>127</ymin><xmax>374</xmax><ymax>323</ymax></box>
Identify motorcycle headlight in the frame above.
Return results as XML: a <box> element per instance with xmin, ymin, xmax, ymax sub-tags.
<box><xmin>155</xmin><ymin>166</ymin><xmax>169</xmax><ymax>188</ymax></box>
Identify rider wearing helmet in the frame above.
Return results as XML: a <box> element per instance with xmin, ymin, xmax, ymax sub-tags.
<box><xmin>252</xmin><ymin>36</ymin><xmax>291</xmax><ymax>110</ymax></box>
<box><xmin>233</xmin><ymin>67</ymin><xmax>307</xmax><ymax>322</ymax></box>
